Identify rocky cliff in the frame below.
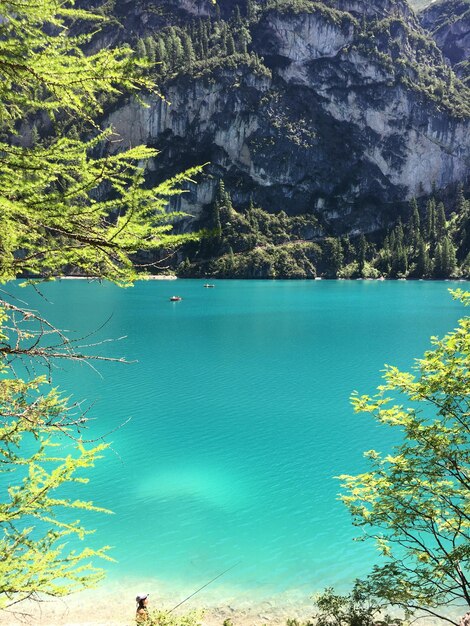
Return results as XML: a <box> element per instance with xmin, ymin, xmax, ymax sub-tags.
<box><xmin>91</xmin><ymin>0</ymin><xmax>470</xmax><ymax>235</ymax></box>
<box><xmin>419</xmin><ymin>0</ymin><xmax>470</xmax><ymax>85</ymax></box>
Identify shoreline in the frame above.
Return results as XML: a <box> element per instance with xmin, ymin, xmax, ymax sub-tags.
<box><xmin>0</xmin><ymin>584</ymin><xmax>318</xmax><ymax>626</ymax></box>
<box><xmin>58</xmin><ymin>275</ymin><xmax>178</xmax><ymax>280</ymax></box>
<box><xmin>0</xmin><ymin>584</ymin><xmax>461</xmax><ymax>626</ymax></box>
<box><xmin>55</xmin><ymin>275</ymin><xmax>468</xmax><ymax>282</ymax></box>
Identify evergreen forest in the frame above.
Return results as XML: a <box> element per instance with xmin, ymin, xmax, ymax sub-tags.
<box><xmin>175</xmin><ymin>185</ymin><xmax>470</xmax><ymax>280</ymax></box>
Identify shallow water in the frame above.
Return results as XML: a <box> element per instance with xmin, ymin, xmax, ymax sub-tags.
<box><xmin>4</xmin><ymin>279</ymin><xmax>465</xmax><ymax>600</ymax></box>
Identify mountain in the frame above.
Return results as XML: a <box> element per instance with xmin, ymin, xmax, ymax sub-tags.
<box><xmin>89</xmin><ymin>0</ymin><xmax>470</xmax><ymax>235</ymax></box>
<box><xmin>74</xmin><ymin>0</ymin><xmax>470</xmax><ymax>278</ymax></box>
<box><xmin>418</xmin><ymin>0</ymin><xmax>470</xmax><ymax>85</ymax></box>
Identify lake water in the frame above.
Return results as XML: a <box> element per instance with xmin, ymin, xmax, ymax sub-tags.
<box><xmin>4</xmin><ymin>279</ymin><xmax>465</xmax><ymax>604</ymax></box>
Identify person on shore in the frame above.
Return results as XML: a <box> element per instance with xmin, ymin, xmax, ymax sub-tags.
<box><xmin>136</xmin><ymin>592</ymin><xmax>150</xmax><ymax>623</ymax></box>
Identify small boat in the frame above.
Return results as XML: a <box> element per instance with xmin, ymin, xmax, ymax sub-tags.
<box><xmin>169</xmin><ymin>296</ymin><xmax>182</xmax><ymax>301</ymax></box>
<box><xmin>203</xmin><ymin>283</ymin><xmax>215</xmax><ymax>288</ymax></box>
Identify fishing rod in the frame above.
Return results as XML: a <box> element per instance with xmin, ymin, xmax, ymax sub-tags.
<box><xmin>167</xmin><ymin>561</ymin><xmax>241</xmax><ymax>614</ymax></box>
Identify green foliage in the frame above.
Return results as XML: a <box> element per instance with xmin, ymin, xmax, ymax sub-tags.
<box><xmin>176</xmin><ymin>184</ymin><xmax>470</xmax><ymax>279</ymax></box>
<box><xmin>355</xmin><ymin>13</ymin><xmax>470</xmax><ymax>118</ymax></box>
<box><xmin>0</xmin><ymin>0</ymin><xmax>203</xmax><ymax>609</ymax></box>
<box><xmin>139</xmin><ymin>608</ymin><xmax>203</xmax><ymax>625</ymax></box>
<box><xmin>262</xmin><ymin>0</ymin><xmax>358</xmax><ymax>29</ymax></box>
<box><xmin>0</xmin><ymin>0</ymin><xmax>153</xmax><ymax>128</ymax></box>
<box><xmin>0</xmin><ymin>134</ymin><xmax>201</xmax><ymax>284</ymax></box>
<box><xmin>178</xmin><ymin>189</ymin><xmax>322</xmax><ymax>278</ymax></box>
<box><xmin>339</xmin><ymin>290</ymin><xmax>470</xmax><ymax>622</ymax></box>
<box><xmin>0</xmin><ymin>1</ymin><xmax>203</xmax><ymax>285</ymax></box>
<box><xmin>313</xmin><ymin>583</ymin><xmax>399</xmax><ymax>626</ymax></box>
<box><xmin>0</xmin><ymin>370</ymin><xmax>112</xmax><ymax>608</ymax></box>
<box><xmin>147</xmin><ymin>13</ymin><xmax>270</xmax><ymax>82</ymax></box>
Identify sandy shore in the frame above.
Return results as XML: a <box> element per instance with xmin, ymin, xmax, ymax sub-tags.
<box><xmin>0</xmin><ymin>581</ymin><xmax>461</xmax><ymax>626</ymax></box>
<box><xmin>0</xmin><ymin>583</ymin><xmax>317</xmax><ymax>626</ymax></box>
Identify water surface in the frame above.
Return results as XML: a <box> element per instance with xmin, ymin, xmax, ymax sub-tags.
<box><xmin>5</xmin><ymin>279</ymin><xmax>464</xmax><ymax>600</ymax></box>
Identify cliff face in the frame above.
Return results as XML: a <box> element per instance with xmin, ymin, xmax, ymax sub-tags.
<box><xmin>101</xmin><ymin>0</ymin><xmax>470</xmax><ymax>234</ymax></box>
<box><xmin>419</xmin><ymin>0</ymin><xmax>470</xmax><ymax>84</ymax></box>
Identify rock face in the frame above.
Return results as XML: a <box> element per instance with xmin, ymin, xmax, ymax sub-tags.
<box><xmin>102</xmin><ymin>0</ymin><xmax>470</xmax><ymax>234</ymax></box>
<box><xmin>419</xmin><ymin>0</ymin><xmax>470</xmax><ymax>81</ymax></box>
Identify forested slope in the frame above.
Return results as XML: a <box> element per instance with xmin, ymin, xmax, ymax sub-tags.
<box><xmin>74</xmin><ymin>0</ymin><xmax>470</xmax><ymax>278</ymax></box>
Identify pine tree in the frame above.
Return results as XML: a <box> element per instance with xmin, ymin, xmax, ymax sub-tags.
<box><xmin>378</xmin><ymin>235</ymin><xmax>392</xmax><ymax>276</ymax></box>
<box><xmin>425</xmin><ymin>198</ymin><xmax>436</xmax><ymax>243</ymax></box>
<box><xmin>181</xmin><ymin>32</ymin><xmax>196</xmax><ymax>69</ymax></box>
<box><xmin>218</xmin><ymin>22</ymin><xmax>228</xmax><ymax>56</ymax></box>
<box><xmin>408</xmin><ymin>198</ymin><xmax>421</xmax><ymax>250</ymax></box>
<box><xmin>136</xmin><ymin>37</ymin><xmax>147</xmax><ymax>59</ymax></box>
<box><xmin>323</xmin><ymin>238</ymin><xmax>344</xmax><ymax>277</ymax></box>
<box><xmin>201</xmin><ymin>20</ymin><xmax>210</xmax><ymax>58</ymax></box>
<box><xmin>216</xmin><ymin>180</ymin><xmax>233</xmax><ymax>214</ymax></box>
<box><xmin>30</xmin><ymin>124</ymin><xmax>40</xmax><ymax>146</ymax></box>
<box><xmin>456</xmin><ymin>184</ymin><xmax>468</xmax><ymax>215</ymax></box>
<box><xmin>168</xmin><ymin>29</ymin><xmax>184</xmax><ymax>69</ymax></box>
<box><xmin>415</xmin><ymin>236</ymin><xmax>431</xmax><ymax>278</ymax></box>
<box><xmin>456</xmin><ymin>185</ymin><xmax>470</xmax><ymax>262</ymax></box>
<box><xmin>155</xmin><ymin>38</ymin><xmax>168</xmax><ymax>73</ymax></box>
<box><xmin>390</xmin><ymin>222</ymin><xmax>408</xmax><ymax>276</ymax></box>
<box><xmin>435</xmin><ymin>202</ymin><xmax>447</xmax><ymax>240</ymax></box>
<box><xmin>227</xmin><ymin>32</ymin><xmax>236</xmax><ymax>56</ymax></box>
<box><xmin>234</xmin><ymin>5</ymin><xmax>243</xmax><ymax>27</ymax></box>
<box><xmin>433</xmin><ymin>236</ymin><xmax>457</xmax><ymax>278</ymax></box>
<box><xmin>145</xmin><ymin>36</ymin><xmax>156</xmax><ymax>63</ymax></box>
<box><xmin>357</xmin><ymin>234</ymin><xmax>367</xmax><ymax>277</ymax></box>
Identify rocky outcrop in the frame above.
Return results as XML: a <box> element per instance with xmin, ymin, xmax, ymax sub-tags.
<box><xmin>419</xmin><ymin>0</ymin><xmax>470</xmax><ymax>83</ymax></box>
<box><xmin>102</xmin><ymin>0</ymin><xmax>470</xmax><ymax>234</ymax></box>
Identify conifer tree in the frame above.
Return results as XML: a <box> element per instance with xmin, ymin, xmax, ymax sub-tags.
<box><xmin>456</xmin><ymin>184</ymin><xmax>468</xmax><ymax>216</ymax></box>
<box><xmin>234</xmin><ymin>5</ymin><xmax>243</xmax><ymax>27</ymax></box>
<box><xmin>415</xmin><ymin>236</ymin><xmax>431</xmax><ymax>278</ymax></box>
<box><xmin>357</xmin><ymin>234</ymin><xmax>367</xmax><ymax>276</ymax></box>
<box><xmin>181</xmin><ymin>32</ymin><xmax>196</xmax><ymax>69</ymax></box>
<box><xmin>388</xmin><ymin>221</ymin><xmax>408</xmax><ymax>277</ymax></box>
<box><xmin>155</xmin><ymin>38</ymin><xmax>168</xmax><ymax>73</ymax></box>
<box><xmin>217</xmin><ymin>21</ymin><xmax>228</xmax><ymax>56</ymax></box>
<box><xmin>136</xmin><ymin>37</ymin><xmax>147</xmax><ymax>59</ymax></box>
<box><xmin>227</xmin><ymin>32</ymin><xmax>236</xmax><ymax>56</ymax></box>
<box><xmin>425</xmin><ymin>198</ymin><xmax>437</xmax><ymax>244</ymax></box>
<box><xmin>0</xmin><ymin>0</ymin><xmax>202</xmax><ymax>608</ymax></box>
<box><xmin>200</xmin><ymin>20</ymin><xmax>210</xmax><ymax>58</ymax></box>
<box><xmin>216</xmin><ymin>180</ymin><xmax>234</xmax><ymax>215</ymax></box>
<box><xmin>456</xmin><ymin>185</ymin><xmax>470</xmax><ymax>261</ymax></box>
<box><xmin>145</xmin><ymin>36</ymin><xmax>156</xmax><ymax>63</ymax></box>
<box><xmin>323</xmin><ymin>238</ymin><xmax>344</xmax><ymax>277</ymax></box>
<box><xmin>378</xmin><ymin>235</ymin><xmax>392</xmax><ymax>276</ymax></box>
<box><xmin>409</xmin><ymin>198</ymin><xmax>421</xmax><ymax>250</ymax></box>
<box><xmin>434</xmin><ymin>236</ymin><xmax>457</xmax><ymax>278</ymax></box>
<box><xmin>168</xmin><ymin>28</ymin><xmax>184</xmax><ymax>69</ymax></box>
<box><xmin>435</xmin><ymin>202</ymin><xmax>447</xmax><ymax>240</ymax></box>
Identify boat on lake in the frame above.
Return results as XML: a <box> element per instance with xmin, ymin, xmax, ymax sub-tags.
<box><xmin>169</xmin><ymin>296</ymin><xmax>182</xmax><ymax>301</ymax></box>
<box><xmin>203</xmin><ymin>284</ymin><xmax>215</xmax><ymax>288</ymax></box>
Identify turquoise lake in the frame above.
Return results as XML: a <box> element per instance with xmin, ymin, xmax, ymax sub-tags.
<box><xmin>5</xmin><ymin>279</ymin><xmax>466</xmax><ymax>601</ymax></box>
